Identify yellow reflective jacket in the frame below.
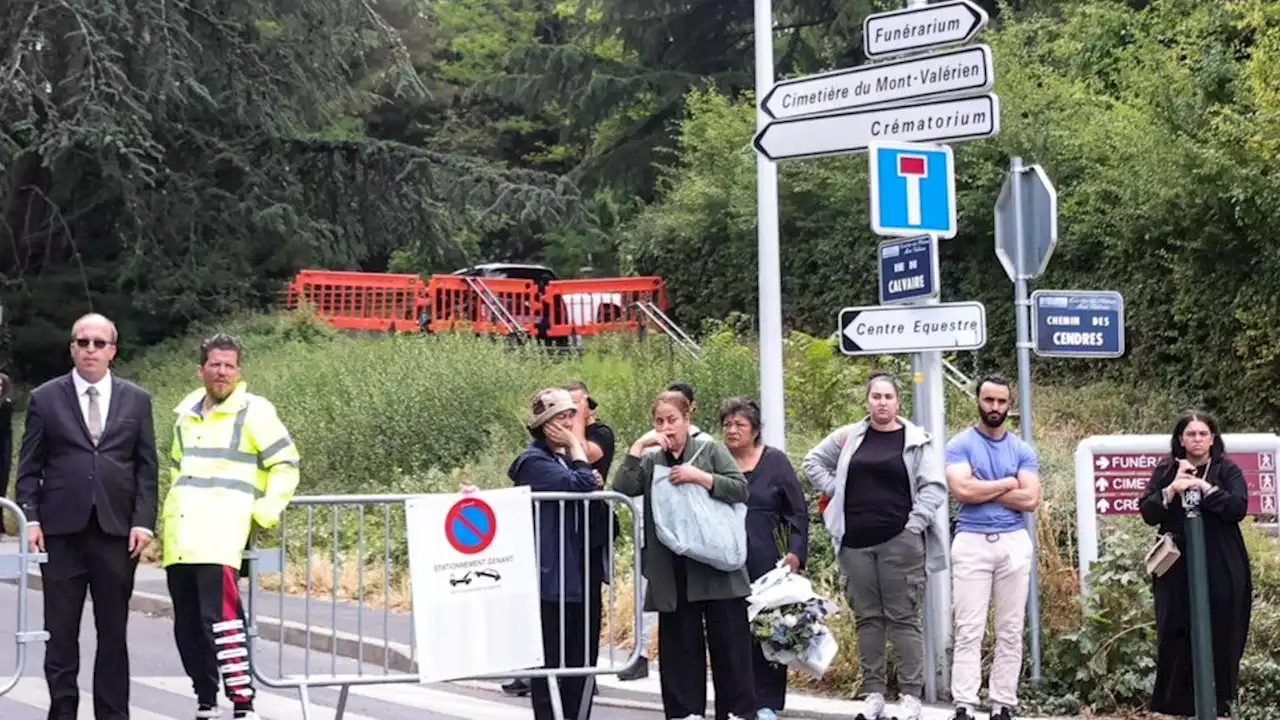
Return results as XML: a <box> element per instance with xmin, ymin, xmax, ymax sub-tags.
<box><xmin>162</xmin><ymin>382</ymin><xmax>300</xmax><ymax>568</ymax></box>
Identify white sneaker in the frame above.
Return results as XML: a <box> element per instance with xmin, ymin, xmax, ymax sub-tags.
<box><xmin>862</xmin><ymin>692</ymin><xmax>886</xmax><ymax>719</ymax></box>
<box><xmin>900</xmin><ymin>694</ymin><xmax>923</xmax><ymax>720</ymax></box>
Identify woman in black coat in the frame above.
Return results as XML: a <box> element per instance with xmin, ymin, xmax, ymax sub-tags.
<box><xmin>718</xmin><ymin>396</ymin><xmax>809</xmax><ymax>720</ymax></box>
<box><xmin>1138</xmin><ymin>409</ymin><xmax>1252</xmax><ymax>718</ymax></box>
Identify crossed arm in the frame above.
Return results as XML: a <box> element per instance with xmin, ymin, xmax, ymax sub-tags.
<box><xmin>945</xmin><ymin>461</ymin><xmax>1042</xmax><ymax>512</ymax></box>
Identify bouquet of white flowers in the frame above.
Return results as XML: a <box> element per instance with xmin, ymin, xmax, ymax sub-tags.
<box><xmin>745</xmin><ymin>561</ymin><xmax>840</xmax><ymax>678</ymax></box>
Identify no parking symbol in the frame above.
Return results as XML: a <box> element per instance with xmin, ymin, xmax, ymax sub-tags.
<box><xmin>444</xmin><ymin>497</ymin><xmax>497</xmax><ymax>555</ymax></box>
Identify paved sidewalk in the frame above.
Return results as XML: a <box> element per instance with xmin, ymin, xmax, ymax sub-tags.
<box><xmin>0</xmin><ymin>538</ymin><xmax>1094</xmax><ymax>719</ymax></box>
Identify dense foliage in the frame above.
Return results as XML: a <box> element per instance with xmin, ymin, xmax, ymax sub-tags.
<box><xmin>1</xmin><ymin>0</ymin><xmax>588</xmax><ymax>379</ymax></box>
<box><xmin>10</xmin><ymin>0</ymin><xmax>1280</xmax><ymax>429</ymax></box>
<box><xmin>624</xmin><ymin>0</ymin><xmax>1280</xmax><ymax>428</ymax></box>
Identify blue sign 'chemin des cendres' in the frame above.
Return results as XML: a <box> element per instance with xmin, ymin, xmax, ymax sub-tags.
<box><xmin>1030</xmin><ymin>290</ymin><xmax>1125</xmax><ymax>358</ymax></box>
<box><xmin>878</xmin><ymin>235</ymin><xmax>939</xmax><ymax>305</ymax></box>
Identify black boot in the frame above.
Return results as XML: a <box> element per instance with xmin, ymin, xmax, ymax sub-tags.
<box><xmin>616</xmin><ymin>655</ymin><xmax>649</xmax><ymax>681</ymax></box>
<box><xmin>502</xmin><ymin>677</ymin><xmax>531</xmax><ymax>697</ymax></box>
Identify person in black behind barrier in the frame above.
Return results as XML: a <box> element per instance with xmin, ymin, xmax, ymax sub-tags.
<box><xmin>567</xmin><ymin>381</ymin><xmax>618</xmax><ymax>690</ymax></box>
<box><xmin>719</xmin><ymin>396</ymin><xmax>808</xmax><ymax>720</ymax></box>
<box><xmin>509</xmin><ymin>387</ymin><xmax>602</xmax><ymax>720</ymax></box>
<box><xmin>1139</xmin><ymin>409</ymin><xmax>1252</xmax><ymax>719</ymax></box>
<box><xmin>1</xmin><ymin>373</ymin><xmax>12</xmax><ymax>527</ymax></box>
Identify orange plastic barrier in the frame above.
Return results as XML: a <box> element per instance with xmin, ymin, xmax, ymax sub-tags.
<box><xmin>542</xmin><ymin>277</ymin><xmax>668</xmax><ymax>338</ymax></box>
<box><xmin>423</xmin><ymin>275</ymin><xmax>541</xmax><ymax>335</ymax></box>
<box><xmin>287</xmin><ymin>270</ymin><xmax>427</xmax><ymax>332</ymax></box>
<box><xmin>287</xmin><ymin>270</ymin><xmax>669</xmax><ymax>340</ymax></box>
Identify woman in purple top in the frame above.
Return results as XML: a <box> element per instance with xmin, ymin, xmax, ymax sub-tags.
<box><xmin>718</xmin><ymin>396</ymin><xmax>809</xmax><ymax>720</ymax></box>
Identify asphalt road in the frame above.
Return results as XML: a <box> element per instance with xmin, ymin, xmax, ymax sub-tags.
<box><xmin>0</xmin><ymin>583</ymin><xmax>658</xmax><ymax>719</ymax></box>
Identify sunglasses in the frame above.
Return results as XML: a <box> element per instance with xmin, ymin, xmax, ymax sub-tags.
<box><xmin>74</xmin><ymin>338</ymin><xmax>112</xmax><ymax>349</ymax></box>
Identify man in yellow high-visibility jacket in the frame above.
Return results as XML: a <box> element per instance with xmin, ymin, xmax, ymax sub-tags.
<box><xmin>162</xmin><ymin>333</ymin><xmax>299</xmax><ymax>720</ymax></box>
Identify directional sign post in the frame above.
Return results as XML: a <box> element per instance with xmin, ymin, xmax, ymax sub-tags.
<box><xmin>1031</xmin><ymin>290</ymin><xmax>1126</xmax><ymax>358</ymax></box>
<box><xmin>870</xmin><ymin>142</ymin><xmax>956</xmax><ymax>238</ymax></box>
<box><xmin>754</xmin><ymin>94</ymin><xmax>1000</xmax><ymax>161</ymax></box>
<box><xmin>864</xmin><ymin>0</ymin><xmax>990</xmax><ymax>59</ymax></box>
<box><xmin>995</xmin><ymin>162</ymin><xmax>1059</xmax><ymax>282</ymax></box>
<box><xmin>838</xmin><ymin>302</ymin><xmax>986</xmax><ymax>355</ymax></box>
<box><xmin>1089</xmin><ymin>449</ymin><xmax>1276</xmax><ymax>516</ymax></box>
<box><xmin>1075</xmin><ymin>434</ymin><xmax>1280</xmax><ymax>595</ymax></box>
<box><xmin>879</xmin><ymin>235</ymin><xmax>940</xmax><ymax>305</ymax></box>
<box><xmin>761</xmin><ymin>44</ymin><xmax>994</xmax><ymax>120</ymax></box>
<box><xmin>994</xmin><ymin>157</ymin><xmax>1058</xmax><ymax>684</ymax></box>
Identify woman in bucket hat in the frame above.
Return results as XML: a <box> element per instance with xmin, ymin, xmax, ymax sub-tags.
<box><xmin>508</xmin><ymin>387</ymin><xmax>604</xmax><ymax>720</ymax></box>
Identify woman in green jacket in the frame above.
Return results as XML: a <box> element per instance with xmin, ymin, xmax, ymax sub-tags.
<box><xmin>613</xmin><ymin>390</ymin><xmax>755</xmax><ymax>720</ymax></box>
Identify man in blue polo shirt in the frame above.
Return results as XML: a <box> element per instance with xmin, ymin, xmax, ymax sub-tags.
<box><xmin>943</xmin><ymin>374</ymin><xmax>1042</xmax><ymax>720</ymax></box>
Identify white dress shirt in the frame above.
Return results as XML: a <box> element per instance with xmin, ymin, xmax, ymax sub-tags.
<box><xmin>29</xmin><ymin>370</ymin><xmax>151</xmax><ymax>536</ymax></box>
<box><xmin>72</xmin><ymin>369</ymin><xmax>113</xmax><ymax>429</ymax></box>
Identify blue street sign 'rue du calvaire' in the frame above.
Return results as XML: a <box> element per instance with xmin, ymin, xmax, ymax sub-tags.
<box><xmin>879</xmin><ymin>234</ymin><xmax>939</xmax><ymax>305</ymax></box>
<box><xmin>869</xmin><ymin>141</ymin><xmax>957</xmax><ymax>239</ymax></box>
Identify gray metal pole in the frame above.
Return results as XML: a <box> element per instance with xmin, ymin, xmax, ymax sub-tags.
<box><xmin>912</xmin><ymin>354</ymin><xmax>937</xmax><ymax>703</ymax></box>
<box><xmin>754</xmin><ymin>0</ymin><xmax>785</xmax><ymax>450</ymax></box>
<box><xmin>1011</xmin><ymin>155</ymin><xmax>1043</xmax><ymax>681</ymax></box>
<box><xmin>899</xmin><ymin>3</ymin><xmax>953</xmax><ymax>701</ymax></box>
<box><xmin>921</xmin><ymin>342</ymin><xmax>952</xmax><ymax>699</ymax></box>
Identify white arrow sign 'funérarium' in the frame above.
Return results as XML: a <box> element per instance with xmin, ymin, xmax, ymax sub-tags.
<box><xmin>864</xmin><ymin>0</ymin><xmax>991</xmax><ymax>59</ymax></box>
<box><xmin>760</xmin><ymin>44</ymin><xmax>994</xmax><ymax>120</ymax></box>
<box><xmin>838</xmin><ymin>301</ymin><xmax>987</xmax><ymax>356</ymax></box>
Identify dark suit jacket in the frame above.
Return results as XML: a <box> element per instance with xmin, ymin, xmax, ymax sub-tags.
<box><xmin>16</xmin><ymin>373</ymin><xmax>159</xmax><ymax>537</ymax></box>
<box><xmin>0</xmin><ymin>399</ymin><xmax>12</xmax><ymax>499</ymax></box>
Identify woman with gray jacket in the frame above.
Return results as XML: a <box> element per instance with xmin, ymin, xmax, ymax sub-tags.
<box><xmin>801</xmin><ymin>372</ymin><xmax>947</xmax><ymax>720</ymax></box>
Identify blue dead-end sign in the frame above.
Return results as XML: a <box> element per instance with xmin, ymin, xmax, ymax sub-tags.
<box><xmin>869</xmin><ymin>141</ymin><xmax>957</xmax><ymax>238</ymax></box>
<box><xmin>1030</xmin><ymin>290</ymin><xmax>1125</xmax><ymax>358</ymax></box>
<box><xmin>878</xmin><ymin>234</ymin><xmax>940</xmax><ymax>305</ymax></box>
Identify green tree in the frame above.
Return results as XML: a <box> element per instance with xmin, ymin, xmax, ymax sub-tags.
<box><xmin>621</xmin><ymin>0</ymin><xmax>1280</xmax><ymax>428</ymax></box>
<box><xmin>1</xmin><ymin>0</ymin><xmax>589</xmax><ymax>380</ymax></box>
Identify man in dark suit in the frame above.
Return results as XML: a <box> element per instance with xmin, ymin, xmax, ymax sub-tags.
<box><xmin>16</xmin><ymin>313</ymin><xmax>159</xmax><ymax>720</ymax></box>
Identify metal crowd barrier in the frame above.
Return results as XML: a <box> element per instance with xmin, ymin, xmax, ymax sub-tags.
<box><xmin>242</xmin><ymin>490</ymin><xmax>643</xmax><ymax>720</ymax></box>
<box><xmin>0</xmin><ymin>497</ymin><xmax>51</xmax><ymax>698</ymax></box>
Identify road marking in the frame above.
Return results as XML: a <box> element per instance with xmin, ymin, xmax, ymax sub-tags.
<box><xmin>134</xmin><ymin>676</ymin><xmax>384</xmax><ymax>720</ymax></box>
<box><xmin>139</xmin><ymin>675</ymin><xmax>532</xmax><ymax>720</ymax></box>
<box><xmin>0</xmin><ymin>677</ymin><xmax>171</xmax><ymax>720</ymax></box>
<box><xmin>346</xmin><ymin>681</ymin><xmax>531</xmax><ymax>719</ymax></box>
